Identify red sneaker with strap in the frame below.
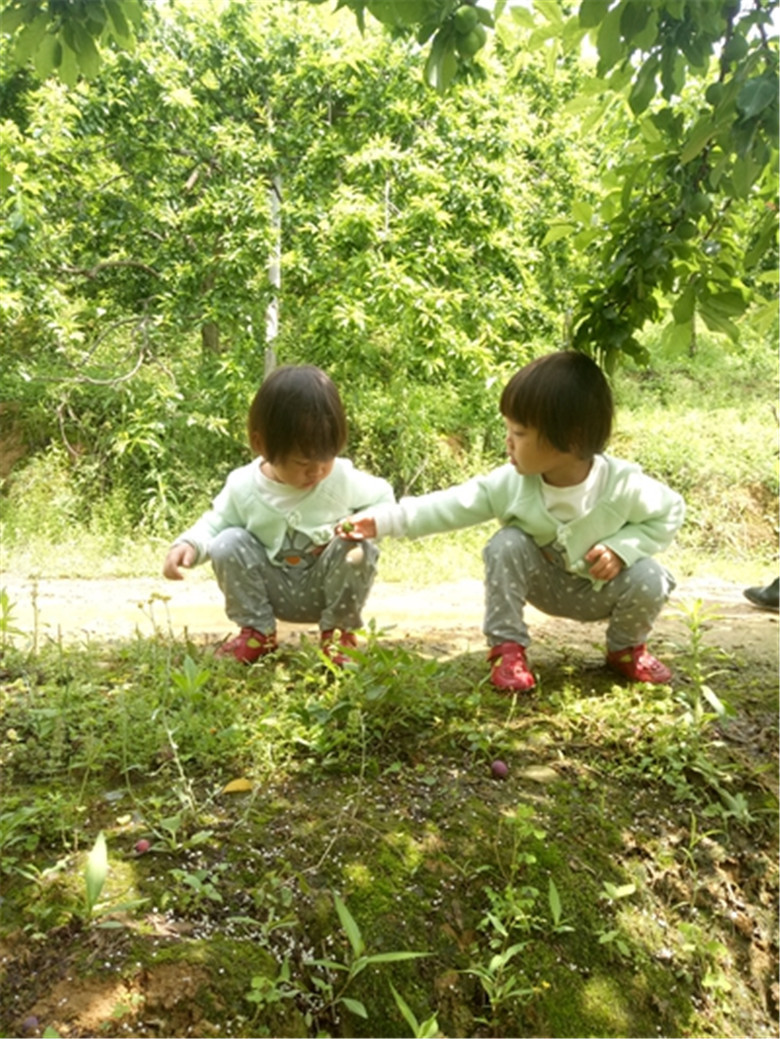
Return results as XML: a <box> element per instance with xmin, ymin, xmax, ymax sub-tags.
<box><xmin>488</xmin><ymin>642</ymin><xmax>536</xmax><ymax>693</ymax></box>
<box><xmin>606</xmin><ymin>644</ymin><xmax>671</xmax><ymax>684</ymax></box>
<box><xmin>216</xmin><ymin>627</ymin><xmax>277</xmax><ymax>664</ymax></box>
<box><xmin>320</xmin><ymin>629</ymin><xmax>358</xmax><ymax>667</ymax></box>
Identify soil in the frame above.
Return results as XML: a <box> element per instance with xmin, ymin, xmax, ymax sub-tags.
<box><xmin>4</xmin><ymin>570</ymin><xmax>778</xmax><ymax>664</ymax></box>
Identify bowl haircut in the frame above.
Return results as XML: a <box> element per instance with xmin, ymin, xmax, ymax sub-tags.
<box><xmin>248</xmin><ymin>365</ymin><xmax>348</xmax><ymax>462</ymax></box>
<box><xmin>500</xmin><ymin>351</ymin><xmax>613</xmax><ymax>458</ymax></box>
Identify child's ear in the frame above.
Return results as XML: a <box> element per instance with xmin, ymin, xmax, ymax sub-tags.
<box><xmin>249</xmin><ymin>431</ymin><xmax>264</xmax><ymax>457</ymax></box>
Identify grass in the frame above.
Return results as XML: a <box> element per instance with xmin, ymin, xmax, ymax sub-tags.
<box><xmin>0</xmin><ymin>581</ymin><xmax>777</xmax><ymax>1038</ymax></box>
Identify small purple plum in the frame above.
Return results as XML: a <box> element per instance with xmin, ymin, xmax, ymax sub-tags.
<box><xmin>134</xmin><ymin>838</ymin><xmax>151</xmax><ymax>854</ymax></box>
<box><xmin>21</xmin><ymin>1015</ymin><xmax>39</xmax><ymax>1035</ymax></box>
<box><xmin>491</xmin><ymin>759</ymin><xmax>508</xmax><ymax>779</ymax></box>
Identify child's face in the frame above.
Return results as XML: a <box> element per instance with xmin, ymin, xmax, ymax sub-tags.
<box><xmin>503</xmin><ymin>418</ymin><xmax>590</xmax><ymax>487</ymax></box>
<box><xmin>266</xmin><ymin>453</ymin><xmax>335</xmax><ymax>490</ymax></box>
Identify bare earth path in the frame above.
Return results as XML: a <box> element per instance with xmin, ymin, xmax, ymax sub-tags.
<box><xmin>4</xmin><ymin>571</ymin><xmax>778</xmax><ymax>666</ymax></box>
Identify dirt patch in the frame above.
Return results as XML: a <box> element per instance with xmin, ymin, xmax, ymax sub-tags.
<box><xmin>3</xmin><ymin>572</ymin><xmax>778</xmax><ymax>666</ymax></box>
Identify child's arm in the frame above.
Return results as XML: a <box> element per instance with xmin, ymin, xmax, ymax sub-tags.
<box><xmin>598</xmin><ymin>475</ymin><xmax>685</xmax><ymax>569</ymax></box>
<box><xmin>340</xmin><ymin>474</ymin><xmax>501</xmax><ymax>542</ymax></box>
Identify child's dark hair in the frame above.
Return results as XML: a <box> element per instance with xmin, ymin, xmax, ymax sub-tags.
<box><xmin>248</xmin><ymin>365</ymin><xmax>347</xmax><ymax>462</ymax></box>
<box><xmin>500</xmin><ymin>351</ymin><xmax>613</xmax><ymax>458</ymax></box>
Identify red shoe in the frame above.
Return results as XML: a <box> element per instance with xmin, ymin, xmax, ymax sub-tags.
<box><xmin>607</xmin><ymin>644</ymin><xmax>671</xmax><ymax>684</ymax></box>
<box><xmin>488</xmin><ymin>642</ymin><xmax>536</xmax><ymax>693</ymax></box>
<box><xmin>216</xmin><ymin>627</ymin><xmax>277</xmax><ymax>664</ymax></box>
<box><xmin>320</xmin><ymin>629</ymin><xmax>358</xmax><ymax>667</ymax></box>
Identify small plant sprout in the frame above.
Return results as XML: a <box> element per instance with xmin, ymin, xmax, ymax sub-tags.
<box><xmin>170</xmin><ymin>654</ymin><xmax>211</xmax><ymax>696</ymax></box>
<box><xmin>84</xmin><ymin>831</ymin><xmax>108</xmax><ymax>919</ymax></box>
<box><xmin>0</xmin><ymin>587</ymin><xmax>25</xmax><ymax>653</ymax></box>
<box><xmin>547</xmin><ymin>876</ymin><xmax>574</xmax><ymax>934</ymax></box>
<box><xmin>673</xmin><ymin>598</ymin><xmax>735</xmax><ymax>731</ymax></box>
<box><xmin>389</xmin><ymin>982</ymin><xmax>440</xmax><ymax>1039</ymax></box>
<box><xmin>307</xmin><ymin>893</ymin><xmax>428</xmax><ymax>1021</ymax></box>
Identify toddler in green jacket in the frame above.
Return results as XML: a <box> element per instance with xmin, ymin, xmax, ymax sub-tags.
<box><xmin>163</xmin><ymin>365</ymin><xmax>394</xmax><ymax>664</ymax></box>
<box><xmin>339</xmin><ymin>351</ymin><xmax>685</xmax><ymax>690</ymax></box>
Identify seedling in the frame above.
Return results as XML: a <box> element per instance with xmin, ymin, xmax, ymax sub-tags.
<box><xmin>306</xmin><ymin>893</ymin><xmax>428</xmax><ymax>1021</ymax></box>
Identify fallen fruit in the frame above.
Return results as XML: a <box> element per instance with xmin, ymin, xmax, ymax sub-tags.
<box><xmin>341</xmin><ymin>520</ymin><xmax>354</xmax><ymax>534</ymax></box>
<box><xmin>491</xmin><ymin>759</ymin><xmax>508</xmax><ymax>779</ymax></box>
<box><xmin>134</xmin><ymin>838</ymin><xmax>151</xmax><ymax>854</ymax></box>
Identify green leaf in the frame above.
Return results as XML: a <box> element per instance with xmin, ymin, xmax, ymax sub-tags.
<box><xmin>536</xmin><ymin>1</ymin><xmax>563</xmax><ymax>29</ymax></box>
<box><xmin>730</xmin><ymin>153</ymin><xmax>762</xmax><ymax>198</ymax></box>
<box><xmin>340</xmin><ymin>997</ymin><xmax>368</xmax><ymax>1018</ymax></box>
<box><xmin>424</xmin><ymin>27</ymin><xmax>458</xmax><ymax>93</ymax></box>
<box><xmin>619</xmin><ymin>0</ymin><xmax>650</xmax><ymax>44</ymax></box>
<box><xmin>542</xmin><ymin>222</ymin><xmax>576</xmax><ymax>245</ymax></box>
<box><xmin>548</xmin><ymin>875</ymin><xmax>562</xmax><ymax>924</ymax></box>
<box><xmin>105</xmin><ymin>0</ymin><xmax>131</xmax><ymax>41</ymax></box>
<box><xmin>603</xmin><ymin>881</ymin><xmax>635</xmax><ymax>900</ymax></box>
<box><xmin>33</xmin><ymin>32</ymin><xmax>61</xmax><ymax>78</ymax></box>
<box><xmin>71</xmin><ymin>21</ymin><xmax>101</xmax><ymax>79</ymax></box>
<box><xmin>737</xmin><ymin>76</ymin><xmax>777</xmax><ymax>119</ymax></box>
<box><xmin>628</xmin><ymin>55</ymin><xmax>658</xmax><ymax>115</ymax></box>
<box><xmin>706</xmin><ymin>289</ymin><xmax>747</xmax><ymax>317</ymax></box>
<box><xmin>699</xmin><ymin>303</ymin><xmax>740</xmax><ymax>341</ymax></box>
<box><xmin>58</xmin><ymin>40</ymin><xmax>79</xmax><ymax>86</ymax></box>
<box><xmin>334</xmin><ymin>893</ymin><xmax>365</xmax><ymax>957</ymax></box>
<box><xmin>510</xmin><ymin>6</ymin><xmax>535</xmax><ymax>30</ymax></box>
<box><xmin>596</xmin><ymin>6</ymin><xmax>624</xmax><ymax>74</ymax></box>
<box><xmin>701</xmin><ymin>684</ymin><xmax>728</xmax><ymax>716</ymax></box>
<box><xmin>364</xmin><ymin>950</ymin><xmax>428</xmax><ymax>964</ymax></box>
<box><xmin>680</xmin><ymin>115</ymin><xmax>714</xmax><ymax>164</ymax></box>
<box><xmin>1</xmin><ymin>2</ymin><xmax>31</xmax><ymax>34</ymax></box>
<box><xmin>85</xmin><ymin>830</ymin><xmax>108</xmax><ymax>915</ymax></box>
<box><xmin>672</xmin><ymin>283</ymin><xmax>695</xmax><ymax>324</ymax></box>
<box><xmin>12</xmin><ymin>9</ymin><xmax>49</xmax><ymax>63</ymax></box>
<box><xmin>389</xmin><ymin>982</ymin><xmax>419</xmax><ymax>1034</ymax></box>
<box><xmin>660</xmin><ymin>46</ymin><xmax>685</xmax><ymax>100</ymax></box>
<box><xmin>578</xmin><ymin>0</ymin><xmax>609</xmax><ymax>30</ymax></box>
<box><xmin>663</xmin><ymin>318</ymin><xmax>693</xmax><ymax>352</ymax></box>
<box><xmin>632</xmin><ymin>7</ymin><xmax>658</xmax><ymax>50</ymax></box>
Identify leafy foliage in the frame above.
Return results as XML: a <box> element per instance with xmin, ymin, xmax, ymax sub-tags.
<box><xmin>0</xmin><ymin>0</ymin><xmax>776</xmax><ymax>537</ymax></box>
<box><xmin>0</xmin><ymin>0</ymin><xmax>142</xmax><ymax>88</ymax></box>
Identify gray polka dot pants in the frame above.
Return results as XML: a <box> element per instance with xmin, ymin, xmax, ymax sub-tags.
<box><xmin>209</xmin><ymin>528</ymin><xmax>379</xmax><ymax>634</ymax></box>
<box><xmin>482</xmin><ymin>526</ymin><xmax>675</xmax><ymax>652</ymax></box>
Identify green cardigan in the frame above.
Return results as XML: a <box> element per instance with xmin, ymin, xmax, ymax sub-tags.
<box><xmin>371</xmin><ymin>456</ymin><xmax>685</xmax><ymax>586</ymax></box>
<box><xmin>177</xmin><ymin>457</ymin><xmax>395</xmax><ymax>566</ymax></box>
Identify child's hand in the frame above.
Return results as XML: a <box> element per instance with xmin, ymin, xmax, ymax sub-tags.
<box><xmin>585</xmin><ymin>543</ymin><xmax>624</xmax><ymax>581</ymax></box>
<box><xmin>163</xmin><ymin>543</ymin><xmax>196</xmax><ymax>580</ymax></box>
<box><xmin>336</xmin><ymin>516</ymin><xmax>377</xmax><ymax>540</ymax></box>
